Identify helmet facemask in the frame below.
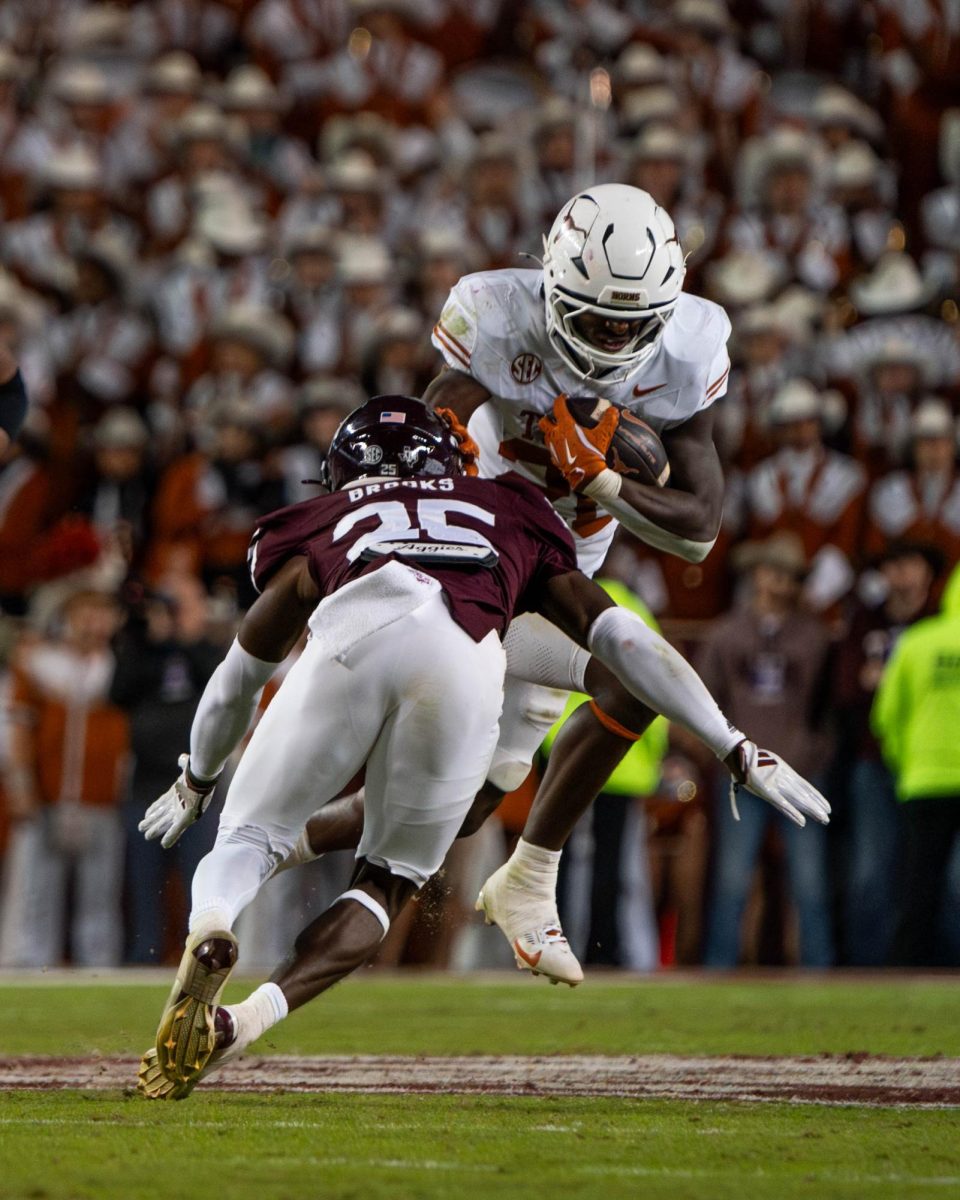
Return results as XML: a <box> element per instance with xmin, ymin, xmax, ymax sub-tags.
<box><xmin>541</xmin><ymin>184</ymin><xmax>686</xmax><ymax>384</ymax></box>
<box><xmin>546</xmin><ymin>290</ymin><xmax>677</xmax><ymax>381</ymax></box>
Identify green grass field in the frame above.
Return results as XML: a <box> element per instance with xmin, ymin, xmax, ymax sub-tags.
<box><xmin>1</xmin><ymin>972</ymin><xmax>958</xmax><ymax>1199</ymax></box>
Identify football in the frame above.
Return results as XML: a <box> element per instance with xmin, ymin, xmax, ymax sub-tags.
<box><xmin>565</xmin><ymin>396</ymin><xmax>671</xmax><ymax>488</ymax></box>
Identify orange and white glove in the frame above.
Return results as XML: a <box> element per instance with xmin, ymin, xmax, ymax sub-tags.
<box><xmin>436</xmin><ymin>406</ymin><xmax>480</xmax><ymax>477</ymax></box>
<box><xmin>539</xmin><ymin>394</ymin><xmax>620</xmax><ymax>493</ymax></box>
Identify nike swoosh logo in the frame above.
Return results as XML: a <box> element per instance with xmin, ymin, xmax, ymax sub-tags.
<box><xmin>513</xmin><ymin>939</ymin><xmax>542</xmax><ymax>968</ymax></box>
<box><xmin>633</xmin><ymin>383</ymin><xmax>665</xmax><ymax>397</ymax></box>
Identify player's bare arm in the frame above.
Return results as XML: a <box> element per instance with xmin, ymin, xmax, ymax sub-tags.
<box><xmin>422</xmin><ymin>366</ymin><xmax>490</xmax><ymax>423</ymax></box>
<box><xmin>236</xmin><ymin>555</ymin><xmax>319</xmax><ymax>663</ymax></box>
<box><xmin>541</xmin><ymin>397</ymin><xmax>723</xmax><ymax>562</ymax></box>
<box><xmin>615</xmin><ymin>407</ymin><xmax>724</xmax><ymax>548</ymax></box>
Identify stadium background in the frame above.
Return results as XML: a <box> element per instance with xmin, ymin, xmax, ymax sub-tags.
<box><xmin>0</xmin><ymin>0</ymin><xmax>958</xmax><ymax>974</ymax></box>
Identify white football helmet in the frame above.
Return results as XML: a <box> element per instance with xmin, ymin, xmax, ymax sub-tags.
<box><xmin>542</xmin><ymin>183</ymin><xmax>686</xmax><ymax>382</ymax></box>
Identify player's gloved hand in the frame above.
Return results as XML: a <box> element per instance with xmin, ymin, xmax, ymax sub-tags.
<box><xmin>139</xmin><ymin>754</ymin><xmax>220</xmax><ymax>849</ymax></box>
<box><xmin>435</xmin><ymin>406</ymin><xmax>480</xmax><ymax>476</ymax></box>
<box><xmin>724</xmin><ymin>740</ymin><xmax>831</xmax><ymax>828</ymax></box>
<box><xmin>539</xmin><ymin>394</ymin><xmax>620</xmax><ymax>492</ymax></box>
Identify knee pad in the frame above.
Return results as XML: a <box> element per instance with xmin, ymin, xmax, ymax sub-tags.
<box><xmin>488</xmin><ymin>681</ymin><xmax>572</xmax><ymax>793</ymax></box>
<box><xmin>486</xmin><ymin>752</ymin><xmax>533</xmax><ymax>794</ymax></box>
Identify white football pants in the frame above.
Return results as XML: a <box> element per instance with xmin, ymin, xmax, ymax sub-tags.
<box><xmin>193</xmin><ymin>589</ymin><xmax>506</xmax><ymax>930</ymax></box>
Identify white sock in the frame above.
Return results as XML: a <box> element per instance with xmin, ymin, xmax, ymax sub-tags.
<box><xmin>508</xmin><ymin>837</ymin><xmax>561</xmax><ymax>891</ymax></box>
<box><xmin>228</xmin><ymin>982</ymin><xmax>289</xmax><ymax>1047</ymax></box>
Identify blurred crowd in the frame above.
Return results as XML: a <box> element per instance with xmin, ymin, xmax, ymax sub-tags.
<box><xmin>0</xmin><ymin>0</ymin><xmax>958</xmax><ymax>972</ymax></box>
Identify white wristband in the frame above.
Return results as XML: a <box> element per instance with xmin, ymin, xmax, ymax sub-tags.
<box><xmin>583</xmin><ymin>468</ymin><xmax>622</xmax><ymax>503</ymax></box>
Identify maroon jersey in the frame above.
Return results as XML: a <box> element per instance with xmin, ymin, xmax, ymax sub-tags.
<box><xmin>248</xmin><ymin>473</ymin><xmax>578</xmax><ymax>641</ymax></box>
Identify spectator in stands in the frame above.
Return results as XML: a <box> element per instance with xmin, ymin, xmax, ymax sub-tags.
<box><xmin>827</xmin><ymin>139</ymin><xmax>899</xmax><ymax>278</ymax></box>
<box><xmin>52</xmin><ymin>239</ymin><xmax>155</xmax><ymax>416</ymax></box>
<box><xmin>849</xmin><ymin>336</ymin><xmax>929</xmax><ymax>479</ymax></box>
<box><xmin>698</xmin><ymin>533</ymin><xmax>834</xmax><ymax>967</ymax></box>
<box><xmin>359</xmin><ymin>306</ymin><xmax>429</xmax><ymax>398</ymax></box>
<box><xmin>744</xmin><ymin>379</ymin><xmax>866</xmax><ymax>614</ymax></box>
<box><xmin>279</xmin><ymin>227</ymin><xmax>342</xmax><ymax>377</ymax></box>
<box><xmin>185</xmin><ymin>304</ymin><xmax>296</xmax><ymax>432</ymax></box>
<box><xmin>727</xmin><ymin>127</ymin><xmax>848</xmax><ymax>294</ymax></box>
<box><xmin>832</xmin><ymin>542</ymin><xmax>940</xmax><ymax>964</ymax></box>
<box><xmin>864</xmin><ymin>400</ymin><xmax>960</xmax><ymax>568</ymax></box>
<box><xmin>110</xmin><ymin>573</ymin><xmax>223</xmax><ymax>962</ymax></box>
<box><xmin>78</xmin><ymin>407</ymin><xmax>154</xmax><ymax>571</ymax></box>
<box><xmin>873</xmin><ymin>563</ymin><xmax>960</xmax><ymax>967</ymax></box>
<box><xmin>279</xmin><ymin>376</ymin><xmax>365</xmax><ymax>504</ymax></box>
<box><xmin>0</xmin><ymin>589</ymin><xmax>127</xmax><ymax>967</ymax></box>
<box><xmin>826</xmin><ymin>253</ymin><xmax>960</xmax><ymax>392</ymax></box>
<box><xmin>195</xmin><ymin>400</ymin><xmax>285</xmax><ymax>605</ymax></box>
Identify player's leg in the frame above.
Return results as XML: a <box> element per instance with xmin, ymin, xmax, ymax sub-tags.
<box><xmin>477</xmin><ymin>656</ymin><xmax>655</xmax><ymax>985</ymax></box>
<box><xmin>190</xmin><ymin>597</ymin><xmax>506</xmax><ymax>1074</ymax></box>
<box><xmin>142</xmin><ymin>633</ymin><xmax>390</xmax><ymax>1098</ymax></box>
<box><xmin>274</xmin><ymin>613</ymin><xmax>574</xmax><ymax>860</ymax></box>
<box><xmin>524</xmin><ymin>660</ymin><xmax>655</xmax><ymax>849</ymax></box>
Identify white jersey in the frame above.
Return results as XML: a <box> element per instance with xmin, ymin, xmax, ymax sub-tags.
<box><xmin>432</xmin><ymin>268</ymin><xmax>731</xmax><ymax>574</ymax></box>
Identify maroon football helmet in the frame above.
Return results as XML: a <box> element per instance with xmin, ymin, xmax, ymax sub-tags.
<box><xmin>321</xmin><ymin>395</ymin><xmax>464</xmax><ymax>491</ymax></box>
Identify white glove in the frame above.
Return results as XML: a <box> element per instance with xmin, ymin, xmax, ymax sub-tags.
<box><xmin>727</xmin><ymin>740</ymin><xmax>831</xmax><ymax>829</ymax></box>
<box><xmin>138</xmin><ymin>754</ymin><xmax>220</xmax><ymax>849</ymax></box>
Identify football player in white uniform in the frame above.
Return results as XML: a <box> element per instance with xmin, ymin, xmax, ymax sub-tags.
<box><xmin>424</xmin><ymin>184</ymin><xmax>732</xmax><ymax>984</ymax></box>
<box><xmin>292</xmin><ymin>185</ymin><xmax>733</xmax><ymax>985</ymax></box>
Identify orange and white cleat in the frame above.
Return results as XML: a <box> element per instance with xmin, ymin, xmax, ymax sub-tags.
<box><xmin>476</xmin><ymin>861</ymin><xmax>583</xmax><ymax>987</ymax></box>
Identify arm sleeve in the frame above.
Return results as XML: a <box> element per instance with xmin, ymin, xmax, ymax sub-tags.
<box><xmin>0</xmin><ymin>371</ymin><xmax>28</xmax><ymax>441</ymax></box>
<box><xmin>587</xmin><ymin>606</ymin><xmax>743</xmax><ymax>759</ymax></box>
<box><xmin>188</xmin><ymin>637</ymin><xmax>279</xmax><ymax>781</ymax></box>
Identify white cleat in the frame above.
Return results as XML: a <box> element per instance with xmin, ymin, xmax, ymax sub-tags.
<box><xmin>476</xmin><ymin>861</ymin><xmax>583</xmax><ymax>987</ymax></box>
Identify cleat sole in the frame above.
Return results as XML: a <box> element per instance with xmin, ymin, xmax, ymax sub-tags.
<box><xmin>137</xmin><ymin>1048</ymin><xmax>195</xmax><ymax>1101</ymax></box>
<box><xmin>154</xmin><ymin>929</ymin><xmax>237</xmax><ymax>1091</ymax></box>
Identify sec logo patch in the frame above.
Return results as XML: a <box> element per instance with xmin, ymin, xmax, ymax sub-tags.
<box><xmin>511</xmin><ymin>353</ymin><xmax>543</xmax><ymax>384</ymax></box>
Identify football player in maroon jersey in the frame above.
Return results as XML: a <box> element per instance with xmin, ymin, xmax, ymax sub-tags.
<box><xmin>136</xmin><ymin>397</ymin><xmax>828</xmax><ymax>1100</ymax></box>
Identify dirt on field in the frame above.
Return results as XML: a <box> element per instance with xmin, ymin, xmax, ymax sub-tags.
<box><xmin>1</xmin><ymin>1053</ymin><xmax>958</xmax><ymax>1106</ymax></box>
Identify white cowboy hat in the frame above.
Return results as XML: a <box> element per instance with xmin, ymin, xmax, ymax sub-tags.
<box><xmin>211</xmin><ymin>304</ymin><xmax>294</xmax><ymax>367</ymax></box>
<box><xmin>849</xmin><ymin>252</ymin><xmax>936</xmax><ymax>315</ymax></box>
<box><xmin>768</xmin><ymin>378</ymin><xmax>822</xmax><ymax>425</ymax></box>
